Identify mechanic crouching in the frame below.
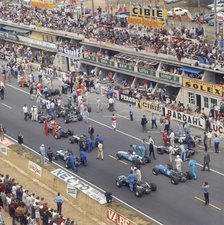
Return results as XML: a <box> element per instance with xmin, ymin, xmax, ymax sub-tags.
<box><xmin>127</xmin><ymin>171</ymin><xmax>136</xmax><ymax>192</ymax></box>
<box><xmin>67</xmin><ymin>153</ymin><xmax>78</xmax><ymax>172</ymax></box>
<box><xmin>80</xmin><ymin>149</ymin><xmax>87</xmax><ymax>166</ymax></box>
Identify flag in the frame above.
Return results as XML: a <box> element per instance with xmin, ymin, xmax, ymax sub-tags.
<box><xmin>186</xmin><ymin>11</ymin><xmax>192</xmax><ymax>22</ymax></box>
<box><xmin>196</xmin><ymin>15</ymin><xmax>201</xmax><ymax>24</ymax></box>
<box><xmin>177</xmin><ymin>15</ymin><xmax>182</xmax><ymax>22</ymax></box>
<box><xmin>123</xmin><ymin>3</ymin><xmax>127</xmax><ymax>12</ymax></box>
<box><xmin>173</xmin><ymin>12</ymin><xmax>177</xmax><ymax>20</ymax></box>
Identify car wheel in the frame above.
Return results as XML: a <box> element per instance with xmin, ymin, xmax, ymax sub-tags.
<box><xmin>55</xmin><ymin>134</ymin><xmax>60</xmax><ymax>139</ymax></box>
<box><xmin>68</xmin><ymin>129</ymin><xmax>74</xmax><ymax>136</ymax></box>
<box><xmin>145</xmin><ymin>156</ymin><xmax>151</xmax><ymax>163</ymax></box>
<box><xmin>152</xmin><ymin>168</ymin><xmax>159</xmax><ymax>175</ymax></box>
<box><xmin>149</xmin><ymin>183</ymin><xmax>157</xmax><ymax>192</ymax></box>
<box><xmin>157</xmin><ymin>148</ymin><xmax>164</xmax><ymax>155</ymax></box>
<box><xmin>116</xmin><ymin>180</ymin><xmax>122</xmax><ymax>187</ymax></box>
<box><xmin>135</xmin><ymin>188</ymin><xmax>143</xmax><ymax>197</ymax></box>
<box><xmin>77</xmin><ymin>115</ymin><xmax>83</xmax><ymax>121</ymax></box>
<box><xmin>116</xmin><ymin>154</ymin><xmax>122</xmax><ymax>160</ymax></box>
<box><xmin>170</xmin><ymin>176</ymin><xmax>179</xmax><ymax>185</ymax></box>
<box><xmin>185</xmin><ymin>171</ymin><xmax>194</xmax><ymax>180</ymax></box>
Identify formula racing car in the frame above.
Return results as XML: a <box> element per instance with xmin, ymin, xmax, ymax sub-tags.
<box><xmin>157</xmin><ymin>145</ymin><xmax>195</xmax><ymax>158</ymax></box>
<box><xmin>152</xmin><ymin>164</ymin><xmax>194</xmax><ymax>185</ymax></box>
<box><xmin>54</xmin><ymin>126</ymin><xmax>74</xmax><ymax>139</ymax></box>
<box><xmin>64</xmin><ymin>114</ymin><xmax>83</xmax><ymax>123</ymax></box>
<box><xmin>116</xmin><ymin>145</ymin><xmax>150</xmax><ymax>165</ymax></box>
<box><xmin>116</xmin><ymin>175</ymin><xmax>157</xmax><ymax>197</ymax></box>
<box><xmin>174</xmin><ymin>134</ymin><xmax>201</xmax><ymax>147</ymax></box>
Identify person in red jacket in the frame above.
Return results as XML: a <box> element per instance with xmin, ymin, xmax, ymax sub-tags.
<box><xmin>44</xmin><ymin>119</ymin><xmax>48</xmax><ymax>136</ymax></box>
<box><xmin>162</xmin><ymin>130</ymin><xmax>168</xmax><ymax>146</ymax></box>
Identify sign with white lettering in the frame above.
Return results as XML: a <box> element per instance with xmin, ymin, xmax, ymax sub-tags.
<box><xmin>119</xmin><ymin>93</ymin><xmax>139</xmax><ymax>104</ymax></box>
<box><xmin>28</xmin><ymin>160</ymin><xmax>42</xmax><ymax>176</ymax></box>
<box><xmin>166</xmin><ymin>109</ymin><xmax>205</xmax><ymax>129</ymax></box>
<box><xmin>51</xmin><ymin>169</ymin><xmax>106</xmax><ymax>204</ymax></box>
<box><xmin>107</xmin><ymin>208</ymin><xmax>133</xmax><ymax>225</ymax></box>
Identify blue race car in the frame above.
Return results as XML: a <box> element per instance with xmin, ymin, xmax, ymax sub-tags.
<box><xmin>116</xmin><ymin>145</ymin><xmax>150</xmax><ymax>165</ymax></box>
<box><xmin>152</xmin><ymin>164</ymin><xmax>193</xmax><ymax>185</ymax></box>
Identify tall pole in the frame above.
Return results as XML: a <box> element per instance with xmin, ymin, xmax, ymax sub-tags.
<box><xmin>214</xmin><ymin>0</ymin><xmax>217</xmax><ymax>40</ymax></box>
<box><xmin>92</xmin><ymin>0</ymin><xmax>95</xmax><ymax>19</ymax></box>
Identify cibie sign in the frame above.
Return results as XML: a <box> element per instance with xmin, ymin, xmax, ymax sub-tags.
<box><xmin>107</xmin><ymin>208</ymin><xmax>132</xmax><ymax>225</ymax></box>
<box><xmin>130</xmin><ymin>6</ymin><xmax>167</xmax><ymax>19</ymax></box>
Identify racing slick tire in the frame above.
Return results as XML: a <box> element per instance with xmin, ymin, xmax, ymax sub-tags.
<box><xmin>116</xmin><ymin>154</ymin><xmax>122</xmax><ymax>160</ymax></box>
<box><xmin>135</xmin><ymin>188</ymin><xmax>143</xmax><ymax>197</ymax></box>
<box><xmin>149</xmin><ymin>183</ymin><xmax>157</xmax><ymax>192</ymax></box>
<box><xmin>88</xmin><ymin>106</ymin><xmax>91</xmax><ymax>112</ymax></box>
<box><xmin>152</xmin><ymin>168</ymin><xmax>160</xmax><ymax>175</ymax></box>
<box><xmin>77</xmin><ymin>115</ymin><xmax>83</xmax><ymax>121</ymax></box>
<box><xmin>185</xmin><ymin>171</ymin><xmax>194</xmax><ymax>180</ymax></box>
<box><xmin>116</xmin><ymin>180</ymin><xmax>122</xmax><ymax>187</ymax></box>
<box><xmin>69</xmin><ymin>137</ymin><xmax>74</xmax><ymax>144</ymax></box>
<box><xmin>64</xmin><ymin>117</ymin><xmax>69</xmax><ymax>124</ymax></box>
<box><xmin>157</xmin><ymin>147</ymin><xmax>165</xmax><ymax>155</ymax></box>
<box><xmin>170</xmin><ymin>176</ymin><xmax>179</xmax><ymax>185</ymax></box>
<box><xmin>68</xmin><ymin>129</ymin><xmax>74</xmax><ymax>136</ymax></box>
<box><xmin>144</xmin><ymin>156</ymin><xmax>151</xmax><ymax>164</ymax></box>
<box><xmin>55</xmin><ymin>133</ymin><xmax>61</xmax><ymax>139</ymax></box>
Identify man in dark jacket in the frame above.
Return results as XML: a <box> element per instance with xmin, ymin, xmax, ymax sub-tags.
<box><xmin>202</xmin><ymin>153</ymin><xmax>210</xmax><ymax>172</ymax></box>
<box><xmin>141</xmin><ymin>115</ymin><xmax>148</xmax><ymax>132</ymax></box>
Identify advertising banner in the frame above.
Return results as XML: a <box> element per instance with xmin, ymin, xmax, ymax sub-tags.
<box><xmin>28</xmin><ymin>160</ymin><xmax>42</xmax><ymax>176</ymax></box>
<box><xmin>182</xmin><ymin>77</ymin><xmax>223</xmax><ymax>97</ymax></box>
<box><xmin>107</xmin><ymin>208</ymin><xmax>133</xmax><ymax>225</ymax></box>
<box><xmin>51</xmin><ymin>169</ymin><xmax>106</xmax><ymax>204</ymax></box>
<box><xmin>128</xmin><ymin>16</ymin><xmax>165</xmax><ymax>28</ymax></box>
<box><xmin>130</xmin><ymin>6</ymin><xmax>167</xmax><ymax>19</ymax></box>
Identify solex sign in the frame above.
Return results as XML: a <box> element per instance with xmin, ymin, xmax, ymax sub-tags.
<box><xmin>107</xmin><ymin>208</ymin><xmax>132</xmax><ymax>225</ymax></box>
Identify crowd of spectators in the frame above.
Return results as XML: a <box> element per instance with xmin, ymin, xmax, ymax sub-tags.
<box><xmin>0</xmin><ymin>2</ymin><xmax>223</xmax><ymax>66</ymax></box>
<box><xmin>0</xmin><ymin>174</ymin><xmax>76</xmax><ymax>225</ymax></box>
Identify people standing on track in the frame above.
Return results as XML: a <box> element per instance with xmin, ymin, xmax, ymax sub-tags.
<box><xmin>168</xmin><ymin>144</ymin><xmax>174</xmax><ymax>163</ymax></box>
<box><xmin>202</xmin><ymin>152</ymin><xmax>210</xmax><ymax>172</ymax></box>
<box><xmin>44</xmin><ymin>119</ymin><xmax>48</xmax><ymax>136</ymax></box>
<box><xmin>54</xmin><ymin>192</ymin><xmax>63</xmax><ymax>215</ymax></box>
<box><xmin>0</xmin><ymin>84</ymin><xmax>5</xmax><ymax>100</ymax></box>
<box><xmin>111</xmin><ymin>114</ymin><xmax>117</xmax><ymax>130</ymax></box>
<box><xmin>129</xmin><ymin>104</ymin><xmax>133</xmax><ymax>121</ymax></box>
<box><xmin>17</xmin><ymin>132</ymin><xmax>23</xmax><ymax>150</ymax></box>
<box><xmin>162</xmin><ymin>130</ymin><xmax>168</xmax><ymax>146</ymax></box>
<box><xmin>80</xmin><ymin>149</ymin><xmax>87</xmax><ymax>166</ymax></box>
<box><xmin>47</xmin><ymin>147</ymin><xmax>53</xmax><ymax>163</ymax></box>
<box><xmin>151</xmin><ymin>113</ymin><xmax>157</xmax><ymax>129</ymax></box>
<box><xmin>203</xmin><ymin>132</ymin><xmax>208</xmax><ymax>152</ymax></box>
<box><xmin>96</xmin><ymin>98</ymin><xmax>103</xmax><ymax>112</ymax></box>
<box><xmin>188</xmin><ymin>159</ymin><xmax>197</xmax><ymax>179</ymax></box>
<box><xmin>148</xmin><ymin>136</ymin><xmax>156</xmax><ymax>160</ymax></box>
<box><xmin>127</xmin><ymin>171</ymin><xmax>136</xmax><ymax>192</ymax></box>
<box><xmin>50</xmin><ymin>119</ymin><xmax>57</xmax><ymax>137</ymax></box>
<box><xmin>202</xmin><ymin>182</ymin><xmax>210</xmax><ymax>206</ymax></box>
<box><xmin>82</xmin><ymin>108</ymin><xmax>89</xmax><ymax>124</ymax></box>
<box><xmin>175</xmin><ymin>155</ymin><xmax>182</xmax><ymax>172</ymax></box>
<box><xmin>207</xmin><ymin>130</ymin><xmax>212</xmax><ymax>149</ymax></box>
<box><xmin>88</xmin><ymin>124</ymin><xmax>94</xmax><ymax>140</ymax></box>
<box><xmin>141</xmin><ymin>115</ymin><xmax>148</xmax><ymax>132</ymax></box>
<box><xmin>22</xmin><ymin>104</ymin><xmax>28</xmax><ymax>121</ymax></box>
<box><xmin>97</xmin><ymin>142</ymin><xmax>104</xmax><ymax>160</ymax></box>
<box><xmin>160</xmin><ymin>116</ymin><xmax>164</xmax><ymax>132</ymax></box>
<box><xmin>39</xmin><ymin>144</ymin><xmax>46</xmax><ymax>165</ymax></box>
<box><xmin>169</xmin><ymin>130</ymin><xmax>175</xmax><ymax>147</ymax></box>
<box><xmin>214</xmin><ymin>134</ymin><xmax>220</xmax><ymax>153</ymax></box>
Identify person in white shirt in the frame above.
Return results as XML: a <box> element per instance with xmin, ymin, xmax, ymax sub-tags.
<box><xmin>169</xmin><ymin>130</ymin><xmax>175</xmax><ymax>147</ymax></box>
<box><xmin>168</xmin><ymin>144</ymin><xmax>175</xmax><ymax>163</ymax></box>
<box><xmin>23</xmin><ymin>104</ymin><xmax>28</xmax><ymax>121</ymax></box>
<box><xmin>175</xmin><ymin>155</ymin><xmax>183</xmax><ymax>172</ymax></box>
<box><xmin>207</xmin><ymin>130</ymin><xmax>213</xmax><ymax>149</ymax></box>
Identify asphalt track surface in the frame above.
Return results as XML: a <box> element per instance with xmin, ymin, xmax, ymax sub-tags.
<box><xmin>1</xmin><ymin>80</ymin><xmax>224</xmax><ymax>225</ymax></box>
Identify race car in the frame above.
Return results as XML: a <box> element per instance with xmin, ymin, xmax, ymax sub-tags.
<box><xmin>116</xmin><ymin>175</ymin><xmax>157</xmax><ymax>197</ymax></box>
<box><xmin>116</xmin><ymin>145</ymin><xmax>150</xmax><ymax>165</ymax></box>
<box><xmin>64</xmin><ymin>114</ymin><xmax>83</xmax><ymax>123</ymax></box>
<box><xmin>174</xmin><ymin>134</ymin><xmax>201</xmax><ymax>147</ymax></box>
<box><xmin>156</xmin><ymin>145</ymin><xmax>195</xmax><ymax>158</ymax></box>
<box><xmin>56</xmin><ymin>150</ymin><xmax>81</xmax><ymax>168</ymax></box>
<box><xmin>54</xmin><ymin>126</ymin><xmax>74</xmax><ymax>139</ymax></box>
<box><xmin>69</xmin><ymin>134</ymin><xmax>87</xmax><ymax>144</ymax></box>
<box><xmin>38</xmin><ymin>113</ymin><xmax>53</xmax><ymax>123</ymax></box>
<box><xmin>152</xmin><ymin>164</ymin><xmax>194</xmax><ymax>185</ymax></box>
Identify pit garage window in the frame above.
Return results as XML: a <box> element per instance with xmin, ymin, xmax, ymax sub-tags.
<box><xmin>188</xmin><ymin>93</ymin><xmax>195</xmax><ymax>104</ymax></box>
<box><xmin>211</xmin><ymin>98</ymin><xmax>217</xmax><ymax>106</ymax></box>
<box><xmin>204</xmin><ymin>97</ymin><xmax>209</xmax><ymax>108</ymax></box>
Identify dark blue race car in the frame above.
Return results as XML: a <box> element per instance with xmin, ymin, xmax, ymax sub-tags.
<box><xmin>152</xmin><ymin>164</ymin><xmax>193</xmax><ymax>185</ymax></box>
